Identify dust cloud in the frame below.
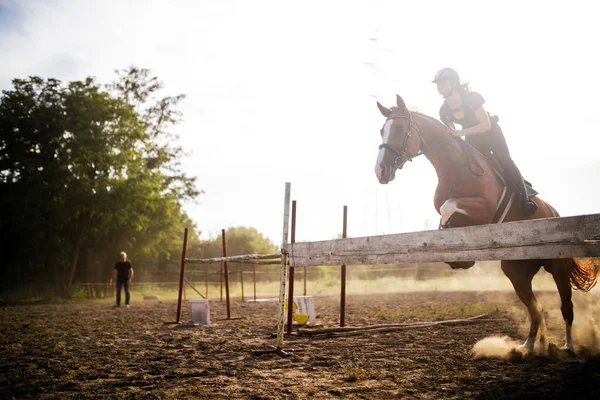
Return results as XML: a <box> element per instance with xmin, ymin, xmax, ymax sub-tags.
<box><xmin>471</xmin><ymin>336</ymin><xmax>523</xmax><ymax>360</ymax></box>
<box><xmin>571</xmin><ymin>291</ymin><xmax>600</xmax><ymax>356</ymax></box>
<box><xmin>471</xmin><ymin>289</ymin><xmax>600</xmax><ymax>360</ymax></box>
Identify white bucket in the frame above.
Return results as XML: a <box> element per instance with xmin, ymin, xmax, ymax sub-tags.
<box><xmin>189</xmin><ymin>299</ymin><xmax>211</xmax><ymax>326</ymax></box>
<box><xmin>287</xmin><ymin>296</ymin><xmax>316</xmax><ymax>326</ymax></box>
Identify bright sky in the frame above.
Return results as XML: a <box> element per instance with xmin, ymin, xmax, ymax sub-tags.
<box><xmin>1</xmin><ymin>0</ymin><xmax>599</xmax><ymax>245</ymax></box>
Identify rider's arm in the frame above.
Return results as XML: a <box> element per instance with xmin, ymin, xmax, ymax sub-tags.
<box><xmin>454</xmin><ymin>106</ymin><xmax>492</xmax><ymax>136</ymax></box>
<box><xmin>444</xmin><ymin>121</ymin><xmax>456</xmax><ymax>131</ymax></box>
<box><xmin>439</xmin><ymin>105</ymin><xmax>456</xmax><ymax>131</ymax></box>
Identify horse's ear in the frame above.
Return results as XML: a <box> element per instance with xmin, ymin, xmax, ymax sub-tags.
<box><xmin>377</xmin><ymin>102</ymin><xmax>391</xmax><ymax>118</ymax></box>
<box><xmin>396</xmin><ymin>95</ymin><xmax>407</xmax><ymax>112</ymax></box>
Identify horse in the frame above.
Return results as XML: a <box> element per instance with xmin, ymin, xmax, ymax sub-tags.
<box><xmin>375</xmin><ymin>94</ymin><xmax>598</xmax><ymax>352</ymax></box>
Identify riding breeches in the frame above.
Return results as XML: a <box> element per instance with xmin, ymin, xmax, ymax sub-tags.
<box><xmin>465</xmin><ymin>124</ymin><xmax>526</xmax><ymax>196</ymax></box>
<box><xmin>494</xmin><ymin>154</ymin><xmax>527</xmax><ymax>196</ymax></box>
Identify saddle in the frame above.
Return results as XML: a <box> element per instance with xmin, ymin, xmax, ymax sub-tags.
<box><xmin>487</xmin><ymin>162</ymin><xmax>538</xmax><ymax>224</ymax></box>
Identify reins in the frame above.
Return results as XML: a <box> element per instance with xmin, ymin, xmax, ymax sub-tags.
<box><xmin>379</xmin><ymin>111</ymin><xmax>485</xmax><ymax>177</ymax></box>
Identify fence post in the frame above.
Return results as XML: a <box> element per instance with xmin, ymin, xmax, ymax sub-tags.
<box><xmin>222</xmin><ymin>229</ymin><xmax>231</xmax><ymax>319</ymax></box>
<box><xmin>340</xmin><ymin>206</ymin><xmax>348</xmax><ymax>327</ymax></box>
<box><xmin>205</xmin><ymin>264</ymin><xmax>209</xmax><ymax>298</ymax></box>
<box><xmin>175</xmin><ymin>227</ymin><xmax>189</xmax><ymax>324</ymax></box>
<box><xmin>276</xmin><ymin>182</ymin><xmax>291</xmax><ymax>351</ymax></box>
<box><xmin>253</xmin><ymin>264</ymin><xmax>257</xmax><ymax>302</ymax></box>
<box><xmin>240</xmin><ymin>263</ymin><xmax>245</xmax><ymax>302</ymax></box>
<box><xmin>220</xmin><ymin>262</ymin><xmax>224</xmax><ymax>301</ymax></box>
<box><xmin>286</xmin><ymin>200</ymin><xmax>297</xmax><ymax>335</ymax></box>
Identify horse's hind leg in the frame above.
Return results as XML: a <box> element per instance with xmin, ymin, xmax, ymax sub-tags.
<box><xmin>545</xmin><ymin>259</ymin><xmax>574</xmax><ymax>350</ymax></box>
<box><xmin>502</xmin><ymin>260</ymin><xmax>544</xmax><ymax>351</ymax></box>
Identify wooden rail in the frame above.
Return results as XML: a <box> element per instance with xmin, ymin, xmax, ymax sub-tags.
<box><xmin>284</xmin><ymin>214</ymin><xmax>600</xmax><ymax>267</ymax></box>
<box><xmin>185</xmin><ymin>253</ymin><xmax>281</xmax><ymax>264</ymax></box>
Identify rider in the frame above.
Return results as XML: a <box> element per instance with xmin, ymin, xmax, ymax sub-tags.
<box><xmin>433</xmin><ymin>67</ymin><xmax>538</xmax><ymax>216</ymax></box>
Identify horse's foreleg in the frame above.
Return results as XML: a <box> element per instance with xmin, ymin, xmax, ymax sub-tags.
<box><xmin>545</xmin><ymin>259</ymin><xmax>574</xmax><ymax>351</ymax></box>
<box><xmin>439</xmin><ymin>197</ymin><xmax>493</xmax><ymax>227</ymax></box>
<box><xmin>440</xmin><ymin>197</ymin><xmax>492</xmax><ymax>270</ymax></box>
<box><xmin>502</xmin><ymin>260</ymin><xmax>544</xmax><ymax>352</ymax></box>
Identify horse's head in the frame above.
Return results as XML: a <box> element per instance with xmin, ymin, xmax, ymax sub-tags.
<box><xmin>375</xmin><ymin>95</ymin><xmax>423</xmax><ymax>184</ymax></box>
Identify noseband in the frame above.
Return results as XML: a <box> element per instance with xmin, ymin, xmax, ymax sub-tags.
<box><xmin>378</xmin><ymin>114</ymin><xmax>425</xmax><ymax>170</ymax></box>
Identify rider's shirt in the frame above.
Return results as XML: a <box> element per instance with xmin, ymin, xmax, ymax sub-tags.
<box><xmin>439</xmin><ymin>90</ymin><xmax>509</xmax><ymax>156</ymax></box>
<box><xmin>439</xmin><ymin>91</ymin><xmax>485</xmax><ymax>129</ymax></box>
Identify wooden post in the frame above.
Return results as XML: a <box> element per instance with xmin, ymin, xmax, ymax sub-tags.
<box><xmin>222</xmin><ymin>229</ymin><xmax>231</xmax><ymax>319</ymax></box>
<box><xmin>253</xmin><ymin>264</ymin><xmax>257</xmax><ymax>302</ymax></box>
<box><xmin>276</xmin><ymin>182</ymin><xmax>291</xmax><ymax>351</ymax></box>
<box><xmin>303</xmin><ymin>265</ymin><xmax>307</xmax><ymax>296</ymax></box>
<box><xmin>205</xmin><ymin>264</ymin><xmax>209</xmax><ymax>298</ymax></box>
<box><xmin>340</xmin><ymin>206</ymin><xmax>347</xmax><ymax>327</ymax></box>
<box><xmin>175</xmin><ymin>228</ymin><xmax>189</xmax><ymax>324</ymax></box>
<box><xmin>220</xmin><ymin>261</ymin><xmax>224</xmax><ymax>302</ymax></box>
<box><xmin>240</xmin><ymin>263</ymin><xmax>245</xmax><ymax>302</ymax></box>
<box><xmin>286</xmin><ymin>200</ymin><xmax>297</xmax><ymax>335</ymax></box>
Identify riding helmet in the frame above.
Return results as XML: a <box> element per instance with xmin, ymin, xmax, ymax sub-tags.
<box><xmin>432</xmin><ymin>68</ymin><xmax>460</xmax><ymax>84</ymax></box>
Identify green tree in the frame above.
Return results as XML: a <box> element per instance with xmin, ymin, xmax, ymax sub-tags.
<box><xmin>0</xmin><ymin>67</ymin><xmax>201</xmax><ymax>298</ymax></box>
<box><xmin>185</xmin><ymin>227</ymin><xmax>279</xmax><ymax>284</ymax></box>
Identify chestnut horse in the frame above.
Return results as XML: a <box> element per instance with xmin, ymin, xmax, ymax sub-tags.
<box><xmin>375</xmin><ymin>95</ymin><xmax>597</xmax><ymax>351</ymax></box>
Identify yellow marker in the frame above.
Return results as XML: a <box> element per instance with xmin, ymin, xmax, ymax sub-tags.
<box><xmin>284</xmin><ymin>300</ymin><xmax>309</xmax><ymax>326</ymax></box>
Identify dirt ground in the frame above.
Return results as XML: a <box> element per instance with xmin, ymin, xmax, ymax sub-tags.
<box><xmin>1</xmin><ymin>290</ymin><xmax>600</xmax><ymax>399</ymax></box>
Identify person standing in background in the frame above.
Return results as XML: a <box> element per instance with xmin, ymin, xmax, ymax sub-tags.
<box><xmin>109</xmin><ymin>252</ymin><xmax>134</xmax><ymax>308</ymax></box>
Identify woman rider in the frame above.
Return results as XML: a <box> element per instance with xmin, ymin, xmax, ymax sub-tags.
<box><xmin>433</xmin><ymin>67</ymin><xmax>538</xmax><ymax>216</ymax></box>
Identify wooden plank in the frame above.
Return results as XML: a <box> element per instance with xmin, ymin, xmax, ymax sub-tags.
<box><xmin>185</xmin><ymin>253</ymin><xmax>280</xmax><ymax>264</ymax></box>
<box><xmin>285</xmin><ymin>214</ymin><xmax>600</xmax><ymax>267</ymax></box>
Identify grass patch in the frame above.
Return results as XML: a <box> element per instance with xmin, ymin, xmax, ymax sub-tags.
<box><xmin>340</xmin><ymin>361</ymin><xmax>369</xmax><ymax>382</ymax></box>
<box><xmin>3</xmin><ymin>264</ymin><xmax>560</xmax><ymax>304</ymax></box>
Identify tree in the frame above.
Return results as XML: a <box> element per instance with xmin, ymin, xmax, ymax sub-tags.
<box><xmin>186</xmin><ymin>227</ymin><xmax>279</xmax><ymax>283</ymax></box>
<box><xmin>0</xmin><ymin>67</ymin><xmax>201</xmax><ymax>297</ymax></box>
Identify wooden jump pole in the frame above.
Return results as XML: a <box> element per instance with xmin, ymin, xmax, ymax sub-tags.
<box><xmin>276</xmin><ymin>183</ymin><xmax>291</xmax><ymax>352</ymax></box>
<box><xmin>176</xmin><ymin>227</ymin><xmax>188</xmax><ymax>323</ymax></box>
<box><xmin>303</xmin><ymin>264</ymin><xmax>307</xmax><ymax>296</ymax></box>
<box><xmin>253</xmin><ymin>182</ymin><xmax>291</xmax><ymax>357</ymax></box>
<box><xmin>340</xmin><ymin>205</ymin><xmax>347</xmax><ymax>327</ymax></box>
<box><xmin>205</xmin><ymin>264</ymin><xmax>209</xmax><ymax>298</ymax></box>
<box><xmin>253</xmin><ymin>264</ymin><xmax>257</xmax><ymax>303</ymax></box>
<box><xmin>222</xmin><ymin>229</ymin><xmax>232</xmax><ymax>319</ymax></box>
<box><xmin>240</xmin><ymin>262</ymin><xmax>245</xmax><ymax>302</ymax></box>
<box><xmin>164</xmin><ymin>227</ymin><xmax>188</xmax><ymax>325</ymax></box>
<box><xmin>285</xmin><ymin>213</ymin><xmax>600</xmax><ymax>267</ymax></box>
<box><xmin>286</xmin><ymin>200</ymin><xmax>297</xmax><ymax>335</ymax></box>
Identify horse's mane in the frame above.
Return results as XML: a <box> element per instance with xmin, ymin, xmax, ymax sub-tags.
<box><xmin>388</xmin><ymin>105</ymin><xmax>453</xmax><ymax>134</ymax></box>
<box><xmin>411</xmin><ymin>110</ymin><xmax>452</xmax><ymax>134</ymax></box>
<box><xmin>408</xmin><ymin>109</ymin><xmax>492</xmax><ymax>177</ymax></box>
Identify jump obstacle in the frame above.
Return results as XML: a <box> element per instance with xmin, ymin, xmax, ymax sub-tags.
<box><xmin>271</xmin><ymin>183</ymin><xmax>600</xmax><ymax>356</ymax></box>
<box><xmin>166</xmin><ymin>228</ymin><xmax>283</xmax><ymax>325</ymax></box>
<box><xmin>169</xmin><ymin>182</ymin><xmax>600</xmax><ymax>357</ymax></box>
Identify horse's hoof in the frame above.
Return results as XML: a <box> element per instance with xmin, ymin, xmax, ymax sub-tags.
<box><xmin>563</xmin><ymin>344</ymin><xmax>575</xmax><ymax>353</ymax></box>
<box><xmin>517</xmin><ymin>344</ymin><xmax>532</xmax><ymax>352</ymax></box>
<box><xmin>518</xmin><ymin>338</ymin><xmax>535</xmax><ymax>353</ymax></box>
<box><xmin>447</xmin><ymin>261</ymin><xmax>475</xmax><ymax>270</ymax></box>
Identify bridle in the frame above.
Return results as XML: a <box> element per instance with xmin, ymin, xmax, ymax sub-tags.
<box><xmin>378</xmin><ymin>113</ymin><xmax>425</xmax><ymax>170</ymax></box>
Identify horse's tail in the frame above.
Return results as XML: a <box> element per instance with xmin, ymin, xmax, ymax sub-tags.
<box><xmin>571</xmin><ymin>257</ymin><xmax>600</xmax><ymax>292</ymax></box>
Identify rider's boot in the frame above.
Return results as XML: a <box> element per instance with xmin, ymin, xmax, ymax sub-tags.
<box><xmin>497</xmin><ymin>154</ymin><xmax>538</xmax><ymax>217</ymax></box>
<box><xmin>515</xmin><ymin>180</ymin><xmax>538</xmax><ymax>217</ymax></box>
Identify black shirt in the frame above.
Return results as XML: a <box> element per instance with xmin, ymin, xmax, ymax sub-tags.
<box><xmin>439</xmin><ymin>91</ymin><xmax>509</xmax><ymax>155</ymax></box>
<box><xmin>114</xmin><ymin>261</ymin><xmax>132</xmax><ymax>282</ymax></box>
<box><xmin>439</xmin><ymin>91</ymin><xmax>486</xmax><ymax>129</ymax></box>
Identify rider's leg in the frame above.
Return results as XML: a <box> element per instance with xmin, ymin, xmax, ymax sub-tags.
<box><xmin>495</xmin><ymin>153</ymin><xmax>538</xmax><ymax>216</ymax></box>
